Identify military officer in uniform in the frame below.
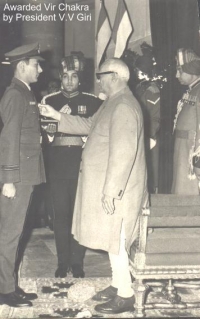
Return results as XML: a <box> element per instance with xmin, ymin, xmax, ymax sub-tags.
<box><xmin>0</xmin><ymin>43</ymin><xmax>46</xmax><ymax>307</ymax></box>
<box><xmin>42</xmin><ymin>52</ymin><xmax>102</xmax><ymax>278</ymax></box>
<box><xmin>134</xmin><ymin>55</ymin><xmax>161</xmax><ymax>193</ymax></box>
<box><xmin>172</xmin><ymin>48</ymin><xmax>200</xmax><ymax>194</ymax></box>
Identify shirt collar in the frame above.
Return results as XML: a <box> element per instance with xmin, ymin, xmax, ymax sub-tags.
<box><xmin>14</xmin><ymin>77</ymin><xmax>31</xmax><ymax>91</ymax></box>
<box><xmin>61</xmin><ymin>90</ymin><xmax>79</xmax><ymax>99</ymax></box>
<box><xmin>107</xmin><ymin>86</ymin><xmax>130</xmax><ymax>101</ymax></box>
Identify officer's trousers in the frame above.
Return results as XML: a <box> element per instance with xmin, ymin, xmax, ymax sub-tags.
<box><xmin>50</xmin><ymin>179</ymin><xmax>86</xmax><ymax>269</ymax></box>
<box><xmin>0</xmin><ymin>183</ymin><xmax>33</xmax><ymax>294</ymax></box>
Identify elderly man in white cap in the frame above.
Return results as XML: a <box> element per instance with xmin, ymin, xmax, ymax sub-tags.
<box><xmin>172</xmin><ymin>48</ymin><xmax>200</xmax><ymax>194</ymax></box>
<box><xmin>0</xmin><ymin>43</ymin><xmax>45</xmax><ymax>307</ymax></box>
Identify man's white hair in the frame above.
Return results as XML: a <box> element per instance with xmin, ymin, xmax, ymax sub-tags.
<box><xmin>101</xmin><ymin>58</ymin><xmax>130</xmax><ymax>81</ymax></box>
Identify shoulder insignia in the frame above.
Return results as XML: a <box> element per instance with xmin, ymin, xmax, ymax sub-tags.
<box><xmin>41</xmin><ymin>90</ymin><xmax>61</xmax><ymax>104</ymax></box>
<box><xmin>147</xmin><ymin>97</ymin><xmax>160</xmax><ymax>105</ymax></box>
<box><xmin>82</xmin><ymin>92</ymin><xmax>98</xmax><ymax>98</ymax></box>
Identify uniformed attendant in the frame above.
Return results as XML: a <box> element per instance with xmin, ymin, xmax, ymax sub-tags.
<box><xmin>134</xmin><ymin>55</ymin><xmax>161</xmax><ymax>193</ymax></box>
<box><xmin>0</xmin><ymin>43</ymin><xmax>46</xmax><ymax>307</ymax></box>
<box><xmin>172</xmin><ymin>48</ymin><xmax>200</xmax><ymax>194</ymax></box>
<box><xmin>41</xmin><ymin>52</ymin><xmax>102</xmax><ymax>278</ymax></box>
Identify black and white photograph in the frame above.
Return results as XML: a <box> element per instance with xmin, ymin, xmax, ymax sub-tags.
<box><xmin>0</xmin><ymin>0</ymin><xmax>200</xmax><ymax>318</ymax></box>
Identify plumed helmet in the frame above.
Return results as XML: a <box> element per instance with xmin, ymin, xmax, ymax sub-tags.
<box><xmin>59</xmin><ymin>51</ymin><xmax>85</xmax><ymax>75</ymax></box>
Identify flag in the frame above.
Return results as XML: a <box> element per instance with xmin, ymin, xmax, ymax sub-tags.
<box><xmin>96</xmin><ymin>0</ymin><xmax>111</xmax><ymax>68</ymax></box>
<box><xmin>112</xmin><ymin>0</ymin><xmax>133</xmax><ymax>58</ymax></box>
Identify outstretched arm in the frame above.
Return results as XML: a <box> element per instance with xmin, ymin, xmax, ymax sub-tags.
<box><xmin>39</xmin><ymin>104</ymin><xmax>61</xmax><ymax>121</ymax></box>
<box><xmin>39</xmin><ymin>103</ymin><xmax>100</xmax><ymax>135</ymax></box>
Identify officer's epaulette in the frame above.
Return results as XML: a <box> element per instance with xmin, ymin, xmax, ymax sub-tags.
<box><xmin>41</xmin><ymin>90</ymin><xmax>61</xmax><ymax>104</ymax></box>
<box><xmin>147</xmin><ymin>83</ymin><xmax>160</xmax><ymax>94</ymax></box>
<box><xmin>82</xmin><ymin>92</ymin><xmax>98</xmax><ymax>98</ymax></box>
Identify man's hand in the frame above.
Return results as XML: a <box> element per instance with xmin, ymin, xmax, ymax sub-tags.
<box><xmin>2</xmin><ymin>183</ymin><xmax>16</xmax><ymax>198</ymax></box>
<box><xmin>38</xmin><ymin>104</ymin><xmax>61</xmax><ymax>121</ymax></box>
<box><xmin>102</xmin><ymin>194</ymin><xmax>115</xmax><ymax>215</ymax></box>
<box><xmin>44</xmin><ymin>123</ymin><xmax>57</xmax><ymax>134</ymax></box>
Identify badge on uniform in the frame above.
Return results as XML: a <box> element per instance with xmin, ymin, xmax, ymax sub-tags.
<box><xmin>30</xmin><ymin>101</ymin><xmax>36</xmax><ymax>105</ymax></box>
<box><xmin>60</xmin><ymin>104</ymin><xmax>71</xmax><ymax>114</ymax></box>
<box><xmin>78</xmin><ymin>105</ymin><xmax>87</xmax><ymax>114</ymax></box>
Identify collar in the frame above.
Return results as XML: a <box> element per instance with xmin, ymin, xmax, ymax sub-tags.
<box><xmin>189</xmin><ymin>77</ymin><xmax>200</xmax><ymax>90</ymax></box>
<box><xmin>107</xmin><ymin>86</ymin><xmax>131</xmax><ymax>101</ymax></box>
<box><xmin>13</xmin><ymin>77</ymin><xmax>31</xmax><ymax>91</ymax></box>
<box><xmin>61</xmin><ymin>90</ymin><xmax>79</xmax><ymax>99</ymax></box>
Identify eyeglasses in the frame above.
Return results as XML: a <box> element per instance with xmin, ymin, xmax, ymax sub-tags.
<box><xmin>96</xmin><ymin>71</ymin><xmax>116</xmax><ymax>80</ymax></box>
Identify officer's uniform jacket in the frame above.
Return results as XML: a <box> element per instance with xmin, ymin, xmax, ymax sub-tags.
<box><xmin>135</xmin><ymin>81</ymin><xmax>161</xmax><ymax>190</ymax></box>
<box><xmin>0</xmin><ymin>77</ymin><xmax>45</xmax><ymax>185</ymax></box>
<box><xmin>58</xmin><ymin>86</ymin><xmax>148</xmax><ymax>255</ymax></box>
<box><xmin>136</xmin><ymin>81</ymin><xmax>160</xmax><ymax>139</ymax></box>
<box><xmin>172</xmin><ymin>78</ymin><xmax>200</xmax><ymax>194</ymax></box>
<box><xmin>42</xmin><ymin>90</ymin><xmax>102</xmax><ymax>180</ymax></box>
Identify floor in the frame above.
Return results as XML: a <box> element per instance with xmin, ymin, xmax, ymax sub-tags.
<box><xmin>9</xmin><ymin>227</ymin><xmax>200</xmax><ymax>318</ymax></box>
<box><xmin>20</xmin><ymin>227</ymin><xmax>112</xmax><ymax>279</ymax></box>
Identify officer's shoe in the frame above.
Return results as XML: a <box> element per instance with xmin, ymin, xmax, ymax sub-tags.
<box><xmin>94</xmin><ymin>295</ymin><xmax>135</xmax><ymax>314</ymax></box>
<box><xmin>55</xmin><ymin>266</ymin><xmax>68</xmax><ymax>278</ymax></box>
<box><xmin>0</xmin><ymin>291</ymin><xmax>32</xmax><ymax>307</ymax></box>
<box><xmin>92</xmin><ymin>285</ymin><xmax>117</xmax><ymax>301</ymax></box>
<box><xmin>71</xmin><ymin>264</ymin><xmax>85</xmax><ymax>278</ymax></box>
<box><xmin>16</xmin><ymin>286</ymin><xmax>38</xmax><ymax>300</ymax></box>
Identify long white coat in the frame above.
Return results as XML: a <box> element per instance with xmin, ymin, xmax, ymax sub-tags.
<box><xmin>58</xmin><ymin>87</ymin><xmax>148</xmax><ymax>254</ymax></box>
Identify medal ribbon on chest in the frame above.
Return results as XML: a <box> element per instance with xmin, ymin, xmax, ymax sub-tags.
<box><xmin>173</xmin><ymin>91</ymin><xmax>190</xmax><ymax>133</ymax></box>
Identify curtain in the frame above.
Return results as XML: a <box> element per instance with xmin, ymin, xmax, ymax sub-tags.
<box><xmin>150</xmin><ymin>0</ymin><xmax>200</xmax><ymax>193</ymax></box>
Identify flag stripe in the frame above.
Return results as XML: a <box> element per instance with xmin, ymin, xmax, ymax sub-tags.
<box><xmin>96</xmin><ymin>0</ymin><xmax>111</xmax><ymax>67</ymax></box>
<box><xmin>96</xmin><ymin>19</ymin><xmax>111</xmax><ymax>66</ymax></box>
<box><xmin>114</xmin><ymin>11</ymin><xmax>132</xmax><ymax>57</ymax></box>
<box><xmin>112</xmin><ymin>0</ymin><xmax>133</xmax><ymax>58</ymax></box>
<box><xmin>96</xmin><ymin>3</ymin><xmax>107</xmax><ymax>38</ymax></box>
<box><xmin>112</xmin><ymin>0</ymin><xmax>126</xmax><ymax>44</ymax></box>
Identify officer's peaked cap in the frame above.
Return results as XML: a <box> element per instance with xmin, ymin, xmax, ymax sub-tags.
<box><xmin>176</xmin><ymin>48</ymin><xmax>200</xmax><ymax>75</ymax></box>
<box><xmin>60</xmin><ymin>51</ymin><xmax>85</xmax><ymax>74</ymax></box>
<box><xmin>4</xmin><ymin>42</ymin><xmax>44</xmax><ymax>64</ymax></box>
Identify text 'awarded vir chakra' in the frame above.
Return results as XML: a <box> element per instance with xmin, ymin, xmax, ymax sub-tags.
<box><xmin>2</xmin><ymin>2</ymin><xmax>92</xmax><ymax>23</ymax></box>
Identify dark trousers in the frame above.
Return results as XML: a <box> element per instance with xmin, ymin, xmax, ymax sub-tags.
<box><xmin>0</xmin><ymin>184</ymin><xmax>33</xmax><ymax>294</ymax></box>
<box><xmin>50</xmin><ymin>179</ymin><xmax>86</xmax><ymax>269</ymax></box>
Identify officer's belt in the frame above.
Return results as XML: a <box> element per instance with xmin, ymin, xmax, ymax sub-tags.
<box><xmin>175</xmin><ymin>129</ymin><xmax>196</xmax><ymax>140</ymax></box>
<box><xmin>52</xmin><ymin>136</ymin><xmax>83</xmax><ymax>147</ymax></box>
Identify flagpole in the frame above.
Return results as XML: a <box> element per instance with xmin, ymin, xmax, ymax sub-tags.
<box><xmin>94</xmin><ymin>0</ymin><xmax>102</xmax><ymax>95</ymax></box>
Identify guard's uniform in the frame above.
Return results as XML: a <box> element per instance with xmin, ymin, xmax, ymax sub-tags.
<box><xmin>0</xmin><ymin>78</ymin><xmax>45</xmax><ymax>293</ymax></box>
<box><xmin>172</xmin><ymin>78</ymin><xmax>200</xmax><ymax>194</ymax></box>
<box><xmin>136</xmin><ymin>81</ymin><xmax>160</xmax><ymax>192</ymax></box>
<box><xmin>42</xmin><ymin>90</ymin><xmax>102</xmax><ymax>270</ymax></box>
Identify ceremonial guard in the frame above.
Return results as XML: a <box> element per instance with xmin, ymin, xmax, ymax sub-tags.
<box><xmin>0</xmin><ymin>43</ymin><xmax>45</xmax><ymax>307</ymax></box>
<box><xmin>42</xmin><ymin>53</ymin><xmax>102</xmax><ymax>278</ymax></box>
<box><xmin>172</xmin><ymin>48</ymin><xmax>200</xmax><ymax>194</ymax></box>
<box><xmin>134</xmin><ymin>55</ymin><xmax>161</xmax><ymax>193</ymax></box>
